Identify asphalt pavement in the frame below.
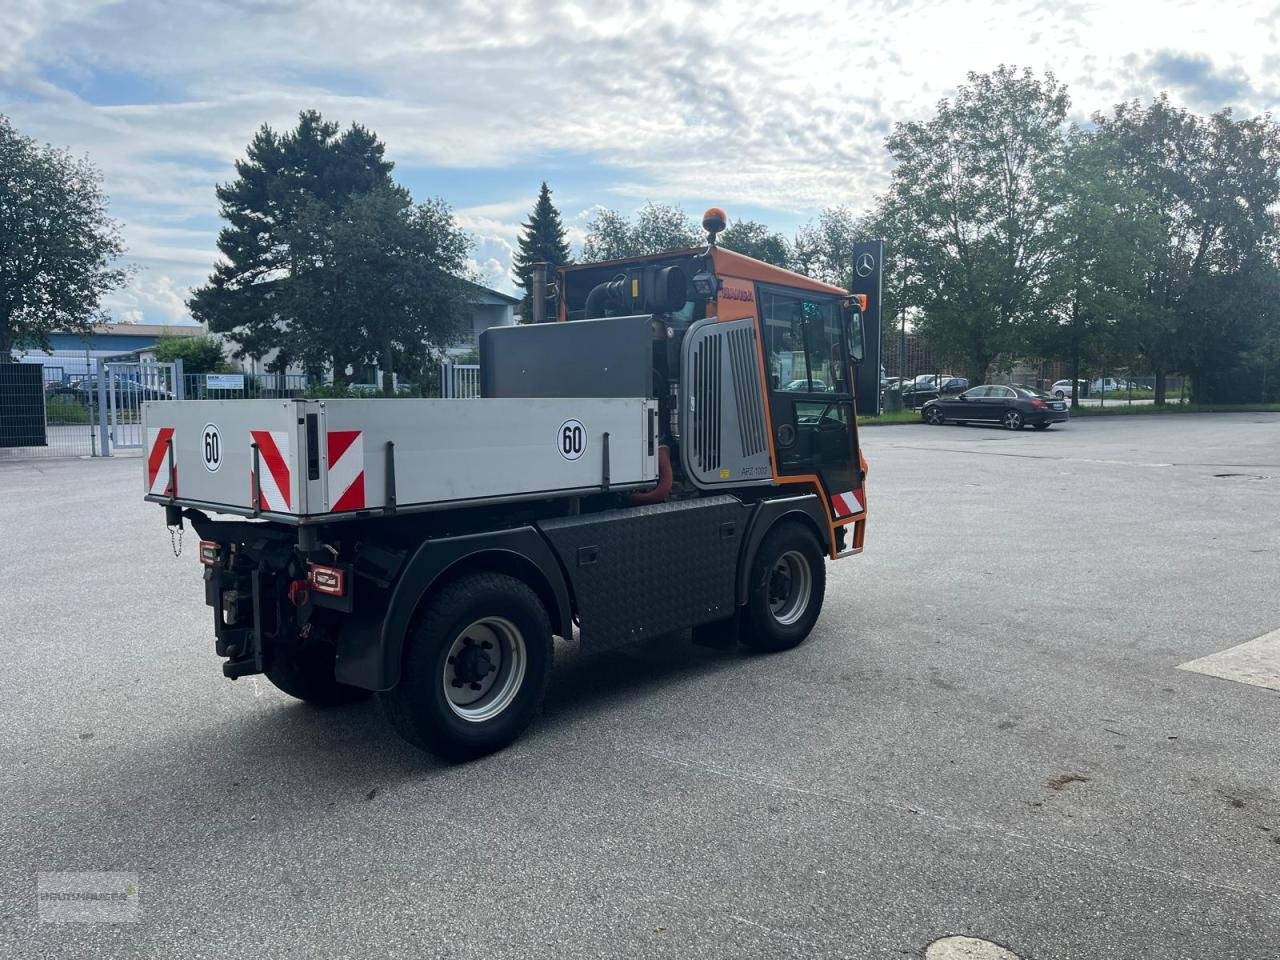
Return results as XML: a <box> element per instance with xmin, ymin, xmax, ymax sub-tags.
<box><xmin>2</xmin><ymin>412</ymin><xmax>1278</xmax><ymax>959</ymax></box>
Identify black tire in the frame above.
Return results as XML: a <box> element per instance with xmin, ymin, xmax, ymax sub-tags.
<box><xmin>740</xmin><ymin>522</ymin><xmax>826</xmax><ymax>653</ymax></box>
<box><xmin>1002</xmin><ymin>409</ymin><xmax>1024</xmax><ymax>430</ymax></box>
<box><xmin>1054</xmin><ymin>390</ymin><xmax>1065</xmax><ymax>399</ymax></box>
<box><xmin>265</xmin><ymin>619</ymin><xmax>370</xmax><ymax>707</ymax></box>
<box><xmin>1033</xmin><ymin>423</ymin><xmax>1051</xmax><ymax>431</ymax></box>
<box><xmin>924</xmin><ymin>405</ymin><xmax>945</xmax><ymax>425</ymax></box>
<box><xmin>378</xmin><ymin>574</ymin><xmax>553</xmax><ymax>761</ymax></box>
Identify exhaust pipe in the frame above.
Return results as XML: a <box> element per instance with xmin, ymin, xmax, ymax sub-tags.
<box><xmin>531</xmin><ymin>262</ymin><xmax>548</xmax><ymax>324</ymax></box>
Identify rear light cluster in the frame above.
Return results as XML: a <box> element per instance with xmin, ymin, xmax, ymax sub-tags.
<box><xmin>308</xmin><ymin>563</ymin><xmax>346</xmax><ymax>597</ymax></box>
<box><xmin>1031</xmin><ymin>398</ymin><xmax>1047</xmax><ymax>408</ymax></box>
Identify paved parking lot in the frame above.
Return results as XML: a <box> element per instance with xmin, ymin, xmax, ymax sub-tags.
<box><xmin>2</xmin><ymin>413</ymin><xmax>1278</xmax><ymax>959</ymax></box>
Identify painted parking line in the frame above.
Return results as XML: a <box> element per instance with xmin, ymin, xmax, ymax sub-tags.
<box><xmin>1177</xmin><ymin>629</ymin><xmax>1280</xmax><ymax>692</ymax></box>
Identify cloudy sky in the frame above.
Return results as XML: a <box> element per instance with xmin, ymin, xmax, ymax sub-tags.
<box><xmin>2</xmin><ymin>0</ymin><xmax>1277</xmax><ymax>325</ymax></box>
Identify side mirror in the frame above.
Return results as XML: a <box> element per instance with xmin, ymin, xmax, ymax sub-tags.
<box><xmin>844</xmin><ymin>304</ymin><xmax>865</xmax><ymax>364</ymax></box>
<box><xmin>956</xmin><ymin>394</ymin><xmax>967</xmax><ymax>401</ymax></box>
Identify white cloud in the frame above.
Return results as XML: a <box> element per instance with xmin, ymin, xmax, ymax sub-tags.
<box><xmin>2</xmin><ymin>0</ymin><xmax>1275</xmax><ymax>321</ymax></box>
<box><xmin>102</xmin><ymin>271</ymin><xmax>195</xmax><ymax>325</ymax></box>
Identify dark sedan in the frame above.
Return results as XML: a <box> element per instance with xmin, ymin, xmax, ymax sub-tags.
<box><xmin>921</xmin><ymin>384</ymin><xmax>1069</xmax><ymax>430</ymax></box>
<box><xmin>899</xmin><ymin>375</ymin><xmax>968</xmax><ymax>408</ymax></box>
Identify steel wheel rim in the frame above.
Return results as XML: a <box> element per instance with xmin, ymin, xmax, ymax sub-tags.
<box><xmin>1004</xmin><ymin>411</ymin><xmax>1021</xmax><ymax>429</ymax></box>
<box><xmin>768</xmin><ymin>550</ymin><xmax>812</xmax><ymax>626</ymax></box>
<box><xmin>442</xmin><ymin>617</ymin><xmax>527</xmax><ymax>723</ymax></box>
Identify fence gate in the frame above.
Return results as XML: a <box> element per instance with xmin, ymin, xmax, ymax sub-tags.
<box><xmin>441</xmin><ymin>362</ymin><xmax>481</xmax><ymax>399</ymax></box>
<box><xmin>105</xmin><ymin>360</ymin><xmax>179</xmax><ymax>449</ymax></box>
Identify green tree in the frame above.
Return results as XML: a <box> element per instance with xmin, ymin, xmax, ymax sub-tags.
<box><xmin>1094</xmin><ymin>96</ymin><xmax>1280</xmax><ymax>403</ymax></box>
<box><xmin>581</xmin><ymin>202</ymin><xmax>700</xmax><ymax>261</ymax></box>
<box><xmin>1039</xmin><ymin>128</ymin><xmax>1165</xmax><ymax>406</ymax></box>
<box><xmin>719</xmin><ymin>218</ymin><xmax>791</xmax><ymax>268</ymax></box>
<box><xmin>580</xmin><ymin>208</ymin><xmax>634</xmax><ymax>261</ymax></box>
<box><xmin>0</xmin><ymin>115</ymin><xmax>128</xmax><ymax>359</ymax></box>
<box><xmin>189</xmin><ymin>110</ymin><xmax>398</xmax><ymax>378</ymax></box>
<box><xmin>152</xmin><ymin>333</ymin><xmax>229</xmax><ymax>374</ymax></box>
<box><xmin>793</xmin><ymin>206</ymin><xmax>860</xmax><ymax>288</ymax></box>
<box><xmin>879</xmin><ymin>67</ymin><xmax>1069</xmax><ymax>384</ymax></box>
<box><xmin>511</xmin><ymin>182</ymin><xmax>571</xmax><ymax>322</ymax></box>
<box><xmin>283</xmin><ymin>184</ymin><xmax>471</xmax><ymax>394</ymax></box>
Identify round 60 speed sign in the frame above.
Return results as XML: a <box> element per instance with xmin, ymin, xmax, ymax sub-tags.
<box><xmin>202</xmin><ymin>423</ymin><xmax>222</xmax><ymax>472</ymax></box>
<box><xmin>557</xmin><ymin>419</ymin><xmax>586</xmax><ymax>461</ymax></box>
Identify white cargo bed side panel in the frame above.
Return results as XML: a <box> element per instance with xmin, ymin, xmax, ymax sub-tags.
<box><xmin>142</xmin><ymin>400</ymin><xmax>305</xmax><ymax>516</ymax></box>
<box><xmin>318</xmin><ymin>398</ymin><xmax>656</xmax><ymax>513</ymax></box>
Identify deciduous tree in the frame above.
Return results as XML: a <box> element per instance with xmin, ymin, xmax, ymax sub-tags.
<box><xmin>0</xmin><ymin>115</ymin><xmax>128</xmax><ymax>359</ymax></box>
<box><xmin>718</xmin><ymin>219</ymin><xmax>791</xmax><ymax>268</ymax></box>
<box><xmin>879</xmin><ymin>67</ymin><xmax>1068</xmax><ymax>384</ymax></box>
<box><xmin>581</xmin><ymin>203</ymin><xmax>700</xmax><ymax>261</ymax></box>
<box><xmin>1094</xmin><ymin>96</ymin><xmax>1280</xmax><ymax>403</ymax></box>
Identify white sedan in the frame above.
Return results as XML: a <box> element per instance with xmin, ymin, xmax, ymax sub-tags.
<box><xmin>1050</xmin><ymin>379</ymin><xmax>1087</xmax><ymax>399</ymax></box>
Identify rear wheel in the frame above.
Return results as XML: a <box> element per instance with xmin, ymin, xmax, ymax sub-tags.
<box><xmin>740</xmin><ymin>522</ymin><xmax>826</xmax><ymax>653</ymax></box>
<box><xmin>265</xmin><ymin>618</ymin><xmax>370</xmax><ymax>707</ymax></box>
<box><xmin>1002</xmin><ymin>409</ymin><xmax>1024</xmax><ymax>430</ymax></box>
<box><xmin>379</xmin><ymin>574</ymin><xmax>553</xmax><ymax>760</ymax></box>
<box><xmin>924</xmin><ymin>405</ymin><xmax>945</xmax><ymax>425</ymax></box>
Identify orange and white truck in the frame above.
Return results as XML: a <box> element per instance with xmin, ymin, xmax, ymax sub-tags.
<box><xmin>143</xmin><ymin>210</ymin><xmax>870</xmax><ymax>759</ymax></box>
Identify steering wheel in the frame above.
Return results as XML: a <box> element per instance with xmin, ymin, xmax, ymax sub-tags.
<box><xmin>797</xmin><ymin>403</ymin><xmax>841</xmax><ymax>427</ymax></box>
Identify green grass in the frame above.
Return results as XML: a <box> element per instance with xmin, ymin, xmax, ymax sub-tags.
<box><xmin>45</xmin><ymin>397</ymin><xmax>91</xmax><ymax>424</ymax></box>
<box><xmin>1093</xmin><ymin>388</ymin><xmax>1155</xmax><ymax>400</ymax></box>
<box><xmin>857</xmin><ymin>402</ymin><xmax>1280</xmax><ymax>426</ymax></box>
<box><xmin>1069</xmin><ymin>402</ymin><xmax>1280</xmax><ymax>417</ymax></box>
<box><xmin>857</xmin><ymin>408</ymin><xmax>923</xmax><ymax>426</ymax></box>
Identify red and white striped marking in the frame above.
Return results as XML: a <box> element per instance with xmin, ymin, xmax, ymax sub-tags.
<box><xmin>249</xmin><ymin>430</ymin><xmax>292</xmax><ymax>512</ymax></box>
<box><xmin>327</xmin><ymin>430</ymin><xmax>365</xmax><ymax>512</ymax></box>
<box><xmin>146</xmin><ymin>426</ymin><xmax>176</xmax><ymax>497</ymax></box>
<box><xmin>831</xmin><ymin>487</ymin><xmax>866</xmax><ymax>518</ymax></box>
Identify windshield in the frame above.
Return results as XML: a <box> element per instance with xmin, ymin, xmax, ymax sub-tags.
<box><xmin>761</xmin><ymin>287</ymin><xmax>848</xmax><ymax>395</ymax></box>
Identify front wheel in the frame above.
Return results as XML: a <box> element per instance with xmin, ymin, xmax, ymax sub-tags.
<box><xmin>924</xmin><ymin>406</ymin><xmax>945</xmax><ymax>425</ymax></box>
<box><xmin>379</xmin><ymin>573</ymin><xmax>553</xmax><ymax>760</ymax></box>
<box><xmin>1002</xmin><ymin>409</ymin><xmax>1024</xmax><ymax>430</ymax></box>
<box><xmin>740</xmin><ymin>522</ymin><xmax>826</xmax><ymax>653</ymax></box>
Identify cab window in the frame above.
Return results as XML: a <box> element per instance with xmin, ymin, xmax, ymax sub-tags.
<box><xmin>760</xmin><ymin>288</ymin><xmax>847</xmax><ymax>395</ymax></box>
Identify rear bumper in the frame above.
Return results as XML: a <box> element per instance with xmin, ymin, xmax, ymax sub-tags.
<box><xmin>1030</xmin><ymin>408</ymin><xmax>1069</xmax><ymax>424</ymax></box>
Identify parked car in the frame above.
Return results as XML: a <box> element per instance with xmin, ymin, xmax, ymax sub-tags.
<box><xmin>900</xmin><ymin>374</ymin><xmax>968</xmax><ymax>407</ymax></box>
<box><xmin>921</xmin><ymin>384</ymin><xmax>1069</xmax><ymax>430</ymax></box>
<box><xmin>1050</xmin><ymin>378</ymin><xmax>1089</xmax><ymax>399</ymax></box>
<box><xmin>68</xmin><ymin>376</ymin><xmax>173</xmax><ymax>405</ymax></box>
<box><xmin>1090</xmin><ymin>377</ymin><xmax>1137</xmax><ymax>394</ymax></box>
<box><xmin>782</xmin><ymin>378</ymin><xmax>830</xmax><ymax>392</ymax></box>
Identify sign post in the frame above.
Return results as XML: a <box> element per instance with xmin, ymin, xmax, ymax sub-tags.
<box><xmin>850</xmin><ymin>240</ymin><xmax>884</xmax><ymax>417</ymax></box>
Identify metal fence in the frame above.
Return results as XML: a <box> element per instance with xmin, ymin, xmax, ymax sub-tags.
<box><xmin>102</xmin><ymin>360</ymin><xmax>180</xmax><ymax>449</ymax></box>
<box><xmin>1</xmin><ymin>354</ymin><xmax>320</xmax><ymax>461</ymax></box>
<box><xmin>441</xmin><ymin>362</ymin><xmax>481</xmax><ymax>398</ymax></box>
<box><xmin>182</xmin><ymin>371</ymin><xmax>310</xmax><ymax>400</ymax></box>
<box><xmin>994</xmin><ymin>370</ymin><xmax>1188</xmax><ymax>405</ymax></box>
<box><xmin>1</xmin><ymin>352</ymin><xmax>105</xmax><ymax>459</ymax></box>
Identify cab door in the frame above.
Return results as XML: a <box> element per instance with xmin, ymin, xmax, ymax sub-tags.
<box><xmin>758</xmin><ymin>285</ymin><xmax>863</xmax><ymax>518</ymax></box>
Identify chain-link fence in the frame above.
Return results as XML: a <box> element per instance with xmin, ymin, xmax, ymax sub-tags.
<box><xmin>992</xmin><ymin>368</ymin><xmax>1189</xmax><ymax>406</ymax></box>
<box><xmin>876</xmin><ymin>329</ymin><xmax>1194</xmax><ymax>411</ymax></box>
